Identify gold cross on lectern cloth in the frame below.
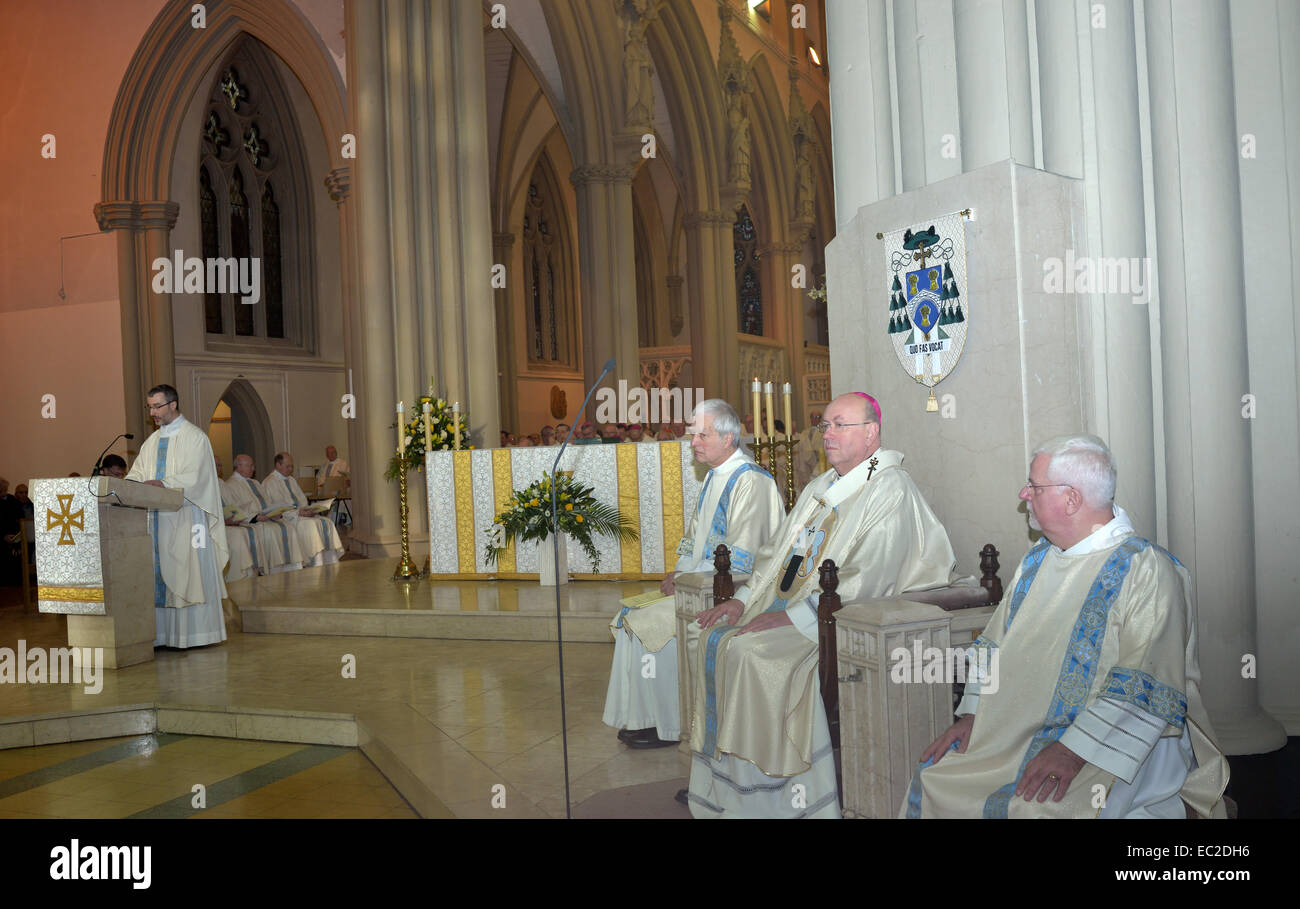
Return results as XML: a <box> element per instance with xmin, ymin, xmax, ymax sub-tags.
<box><xmin>47</xmin><ymin>493</ymin><xmax>84</xmax><ymax>546</ymax></box>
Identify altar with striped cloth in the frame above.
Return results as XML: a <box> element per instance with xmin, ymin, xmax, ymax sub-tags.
<box><xmin>425</xmin><ymin>441</ymin><xmax>705</xmax><ymax>579</ymax></box>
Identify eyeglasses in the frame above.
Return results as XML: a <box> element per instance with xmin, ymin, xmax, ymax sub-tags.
<box><xmin>817</xmin><ymin>421</ymin><xmax>872</xmax><ymax>434</ymax></box>
<box><xmin>1022</xmin><ymin>482</ymin><xmax>1072</xmax><ymax>496</ymax></box>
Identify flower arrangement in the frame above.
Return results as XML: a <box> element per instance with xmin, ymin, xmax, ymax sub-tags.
<box><xmin>484</xmin><ymin>471</ymin><xmax>639</xmax><ymax>572</ymax></box>
<box><xmin>386</xmin><ymin>395</ymin><xmax>471</xmax><ymax>481</ymax></box>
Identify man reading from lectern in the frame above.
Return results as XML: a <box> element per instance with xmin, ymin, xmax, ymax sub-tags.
<box><xmin>603</xmin><ymin>399</ymin><xmax>784</xmax><ymax>749</ymax></box>
<box><xmin>901</xmin><ymin>434</ymin><xmax>1229</xmax><ymax>818</ymax></box>
<box><xmin>125</xmin><ymin>384</ymin><xmax>229</xmax><ymax>648</ymax></box>
<box><xmin>686</xmin><ymin>392</ymin><xmax>957</xmax><ymax>818</ymax></box>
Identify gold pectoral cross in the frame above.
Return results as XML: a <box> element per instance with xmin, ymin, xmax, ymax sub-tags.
<box><xmin>866</xmin><ymin>456</ymin><xmax>879</xmax><ymax>480</ymax></box>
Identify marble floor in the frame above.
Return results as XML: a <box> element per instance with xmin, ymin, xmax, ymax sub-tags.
<box><xmin>0</xmin><ymin>578</ymin><xmax>687</xmax><ymax>818</ymax></box>
<box><xmin>0</xmin><ymin>733</ymin><xmax>416</xmax><ymax>819</ymax></box>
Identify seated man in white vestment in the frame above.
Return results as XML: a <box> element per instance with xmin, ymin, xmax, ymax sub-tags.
<box><xmin>603</xmin><ymin>399</ymin><xmax>784</xmax><ymax>749</ymax></box>
<box><xmin>125</xmin><ymin>384</ymin><xmax>229</xmax><ymax>648</ymax></box>
<box><xmin>687</xmin><ymin>393</ymin><xmax>957</xmax><ymax>818</ymax></box>
<box><xmin>224</xmin><ymin>454</ymin><xmax>303</xmax><ymax>575</ymax></box>
<box><xmin>261</xmin><ymin>452</ymin><xmax>344</xmax><ymax>567</ymax></box>
<box><xmin>902</xmin><ymin>434</ymin><xmax>1229</xmax><ymax>818</ymax></box>
<box><xmin>215</xmin><ymin>456</ymin><xmax>256</xmax><ymax>582</ymax></box>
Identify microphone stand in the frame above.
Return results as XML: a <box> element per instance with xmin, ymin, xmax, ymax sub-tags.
<box><xmin>550</xmin><ymin>356</ymin><xmax>615</xmax><ymax>820</ymax></box>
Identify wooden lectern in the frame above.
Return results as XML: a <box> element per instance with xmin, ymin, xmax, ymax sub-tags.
<box><xmin>31</xmin><ymin>476</ymin><xmax>182</xmax><ymax>668</ymax></box>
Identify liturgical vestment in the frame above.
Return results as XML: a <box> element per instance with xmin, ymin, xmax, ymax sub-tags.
<box><xmin>218</xmin><ymin>480</ymin><xmax>256</xmax><ymax>582</ymax></box>
<box><xmin>223</xmin><ymin>474</ymin><xmax>304</xmax><ymax>575</ymax></box>
<box><xmin>125</xmin><ymin>414</ymin><xmax>229</xmax><ymax>648</ymax></box>
<box><xmin>902</xmin><ymin>508</ymin><xmax>1229</xmax><ymax>818</ymax></box>
<box><xmin>603</xmin><ymin>449</ymin><xmax>783</xmax><ymax>741</ymax></box>
<box><xmin>261</xmin><ymin>471</ymin><xmax>343</xmax><ymax>566</ymax></box>
<box><xmin>687</xmin><ymin>449</ymin><xmax>956</xmax><ymax>818</ymax></box>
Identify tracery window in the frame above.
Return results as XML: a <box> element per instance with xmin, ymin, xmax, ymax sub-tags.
<box><xmin>521</xmin><ymin>158</ymin><xmax>575</xmax><ymax>368</ymax></box>
<box><xmin>197</xmin><ymin>40</ymin><xmax>312</xmax><ymax>350</ymax></box>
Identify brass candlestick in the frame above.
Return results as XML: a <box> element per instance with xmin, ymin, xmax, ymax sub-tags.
<box><xmin>392</xmin><ymin>452</ymin><xmax>419</xmax><ymax>581</ymax></box>
<box><xmin>752</xmin><ymin>434</ymin><xmax>801</xmax><ymax>510</ymax></box>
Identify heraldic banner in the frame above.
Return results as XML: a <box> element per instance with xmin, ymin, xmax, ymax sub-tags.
<box><xmin>881</xmin><ymin>211</ymin><xmax>970</xmax><ymax>408</ymax></box>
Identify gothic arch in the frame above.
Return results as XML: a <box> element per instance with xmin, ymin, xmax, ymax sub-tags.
<box><xmin>214</xmin><ymin>378</ymin><xmax>276</xmax><ymax>477</ymax></box>
<box><xmin>101</xmin><ymin>0</ymin><xmax>345</xmax><ymax>202</ymax></box>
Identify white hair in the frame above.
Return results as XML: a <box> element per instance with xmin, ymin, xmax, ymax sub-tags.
<box><xmin>692</xmin><ymin>399</ymin><xmax>741</xmax><ymax>450</ymax></box>
<box><xmin>1032</xmin><ymin>434</ymin><xmax>1117</xmax><ymax>509</ymax></box>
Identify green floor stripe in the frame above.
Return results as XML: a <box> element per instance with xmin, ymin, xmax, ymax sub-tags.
<box><xmin>128</xmin><ymin>744</ymin><xmax>353</xmax><ymax>819</ymax></box>
<box><xmin>0</xmin><ymin>733</ymin><xmax>190</xmax><ymax>802</ymax></box>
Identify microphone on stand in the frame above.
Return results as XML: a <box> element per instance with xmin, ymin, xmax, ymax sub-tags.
<box><xmin>92</xmin><ymin>433</ymin><xmax>134</xmax><ymax>476</ymax></box>
<box><xmin>550</xmin><ymin>355</ymin><xmax>616</xmax><ymax>820</ymax></box>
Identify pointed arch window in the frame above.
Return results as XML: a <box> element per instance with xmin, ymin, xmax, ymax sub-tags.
<box><xmin>521</xmin><ymin>159</ymin><xmax>576</xmax><ymax>368</ymax></box>
<box><xmin>735</xmin><ymin>205</ymin><xmax>763</xmax><ymax>335</ymax></box>
<box><xmin>197</xmin><ymin>41</ymin><xmax>315</xmax><ymax>351</ymax></box>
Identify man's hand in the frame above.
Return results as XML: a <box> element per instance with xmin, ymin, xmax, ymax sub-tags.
<box><xmin>735</xmin><ymin>610</ymin><xmax>792</xmax><ymax>635</ymax></box>
<box><xmin>921</xmin><ymin>714</ymin><xmax>974</xmax><ymax>764</ymax></box>
<box><xmin>224</xmin><ymin>518</ymin><xmax>240</xmax><ymax>526</ymax></box>
<box><xmin>143</xmin><ymin>480</ymin><xmax>165</xmax><ymax>488</ymax></box>
<box><xmin>697</xmin><ymin>598</ymin><xmax>743</xmax><ymax>629</ymax></box>
<box><xmin>1015</xmin><ymin>741</ymin><xmax>1087</xmax><ymax>802</ymax></box>
<box><xmin>298</xmin><ymin>507</ymin><xmax>313</xmax><ymax>516</ymax></box>
<box><xmin>660</xmin><ymin>571</ymin><xmax>678</xmax><ymax>596</ymax></box>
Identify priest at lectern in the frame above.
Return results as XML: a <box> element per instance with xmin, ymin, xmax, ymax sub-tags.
<box><xmin>125</xmin><ymin>383</ymin><xmax>229</xmax><ymax>648</ymax></box>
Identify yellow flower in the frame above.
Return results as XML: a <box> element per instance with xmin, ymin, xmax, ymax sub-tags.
<box><xmin>564</xmin><ymin>503</ymin><xmax>573</xmax><ymax>511</ymax></box>
<box><xmin>529</xmin><ymin>498</ymin><xmax>540</xmax><ymax>507</ymax></box>
<box><xmin>575</xmin><ymin>514</ymin><xmax>584</xmax><ymax>523</ymax></box>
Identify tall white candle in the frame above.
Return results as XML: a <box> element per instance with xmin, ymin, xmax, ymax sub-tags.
<box><xmin>396</xmin><ymin>401</ymin><xmax>405</xmax><ymax>451</ymax></box>
<box><xmin>453</xmin><ymin>401</ymin><xmax>461</xmax><ymax>450</ymax></box>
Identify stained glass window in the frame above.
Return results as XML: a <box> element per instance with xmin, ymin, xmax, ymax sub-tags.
<box><xmin>200</xmin><ymin>168</ymin><xmax>222</xmax><ymax>334</ymax></box>
<box><xmin>735</xmin><ymin>205</ymin><xmax>763</xmax><ymax>335</ymax></box>
<box><xmin>261</xmin><ymin>182</ymin><xmax>283</xmax><ymax>339</ymax></box>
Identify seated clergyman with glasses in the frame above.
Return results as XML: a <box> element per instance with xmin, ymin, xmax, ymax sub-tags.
<box><xmin>901</xmin><ymin>434</ymin><xmax>1229</xmax><ymax>818</ymax></box>
<box><xmin>685</xmin><ymin>392</ymin><xmax>958</xmax><ymax>818</ymax></box>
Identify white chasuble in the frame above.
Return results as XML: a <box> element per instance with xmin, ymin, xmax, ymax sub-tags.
<box><xmin>687</xmin><ymin>449</ymin><xmax>956</xmax><ymax>815</ymax></box>
<box><xmin>125</xmin><ymin>415</ymin><xmax>229</xmax><ymax>647</ymax></box>
<box><xmin>224</xmin><ymin>475</ymin><xmax>303</xmax><ymax>573</ymax></box>
<box><xmin>261</xmin><ymin>471</ymin><xmax>343</xmax><ymax>565</ymax></box>
<box><xmin>603</xmin><ymin>450</ymin><xmax>783</xmax><ymax>741</ymax></box>
<box><xmin>902</xmin><ymin>509</ymin><xmax>1229</xmax><ymax>818</ymax></box>
<box><xmin>218</xmin><ymin>482</ymin><xmax>256</xmax><ymax>581</ymax></box>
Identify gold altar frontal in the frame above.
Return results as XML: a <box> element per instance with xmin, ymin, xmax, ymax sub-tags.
<box><xmin>424</xmin><ymin>441</ymin><xmax>705</xmax><ymax>580</ymax></box>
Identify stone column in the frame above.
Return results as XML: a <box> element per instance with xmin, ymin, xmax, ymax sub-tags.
<box><xmin>346</xmin><ymin>0</ymin><xmax>400</xmax><ymax>552</ymax></box>
<box><xmin>93</xmin><ymin>200</ymin><xmax>179</xmax><ymax>443</ymax></box>
<box><xmin>953</xmin><ymin>0</ymin><xmax>1034</xmax><ymax>170</ymax></box>
<box><xmin>570</xmin><ymin>165</ymin><xmax>641</xmax><ymax>412</ymax></box>
<box><xmin>683</xmin><ymin>210</ymin><xmax>740</xmax><ymax>406</ymax></box>
<box><xmin>761</xmin><ymin>240</ymin><xmax>807</xmax><ymax>424</ymax></box>
<box><xmin>492</xmin><ymin>231</ymin><xmax>518</xmax><ymax>432</ymax></box>
<box><xmin>1033</xmin><ymin>0</ymin><xmax>1083</xmax><ymax>178</ymax></box>
<box><xmin>826</xmin><ymin>0</ymin><xmax>895</xmax><ymax>228</ymax></box>
<box><xmin>1145</xmin><ymin>0</ymin><xmax>1284</xmax><ymax>753</ymax></box>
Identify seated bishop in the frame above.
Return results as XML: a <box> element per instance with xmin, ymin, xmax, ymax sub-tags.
<box><xmin>261</xmin><ymin>451</ymin><xmax>344</xmax><ymax>566</ymax></box>
<box><xmin>224</xmin><ymin>454</ymin><xmax>304</xmax><ymax>575</ymax></box>
<box><xmin>603</xmin><ymin>399</ymin><xmax>784</xmax><ymax>749</ymax></box>
<box><xmin>901</xmin><ymin>434</ymin><xmax>1229</xmax><ymax>818</ymax></box>
<box><xmin>687</xmin><ymin>392</ymin><xmax>957</xmax><ymax>818</ymax></box>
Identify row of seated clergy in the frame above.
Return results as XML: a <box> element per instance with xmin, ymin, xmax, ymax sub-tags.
<box><xmin>217</xmin><ymin>453</ymin><xmax>343</xmax><ymax>581</ymax></box>
<box><xmin>683</xmin><ymin>392</ymin><xmax>960</xmax><ymax>818</ymax></box>
<box><xmin>680</xmin><ymin>431</ymin><xmax>1231</xmax><ymax>818</ymax></box>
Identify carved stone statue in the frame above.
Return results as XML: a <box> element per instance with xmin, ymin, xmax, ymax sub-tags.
<box><xmin>728</xmin><ymin>99</ymin><xmax>751</xmax><ymax>185</ymax></box>
<box><xmin>795</xmin><ymin>139</ymin><xmax>816</xmax><ymax>221</ymax></box>
<box><xmin>622</xmin><ymin>2</ymin><xmax>658</xmax><ymax>128</ymax></box>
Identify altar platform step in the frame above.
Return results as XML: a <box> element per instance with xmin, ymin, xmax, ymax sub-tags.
<box><xmin>229</xmin><ymin>557</ymin><xmax>654</xmax><ymax>643</ymax></box>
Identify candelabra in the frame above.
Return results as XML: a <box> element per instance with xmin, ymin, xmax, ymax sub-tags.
<box><xmin>751</xmin><ymin>433</ymin><xmax>801</xmax><ymax>510</ymax></box>
<box><xmin>391</xmin><ymin>452</ymin><xmax>420</xmax><ymax>581</ymax></box>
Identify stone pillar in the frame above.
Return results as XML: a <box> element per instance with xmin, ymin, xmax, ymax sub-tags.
<box><xmin>683</xmin><ymin>210</ymin><xmax>740</xmax><ymax>405</ymax></box>
<box><xmin>93</xmin><ymin>200</ymin><xmax>179</xmax><ymax>443</ymax></box>
<box><xmin>953</xmin><ymin>0</ymin><xmax>1034</xmax><ymax>170</ymax></box>
<box><xmin>826</xmin><ymin>0</ymin><xmax>895</xmax><ymax>228</ymax></box>
<box><xmin>1033</xmin><ymin>0</ymin><xmax>1083</xmax><ymax>178</ymax></box>
<box><xmin>346</xmin><ymin>0</ymin><xmax>400</xmax><ymax>552</ymax></box>
<box><xmin>570</xmin><ymin>165</ymin><xmax>641</xmax><ymax>411</ymax></box>
<box><xmin>891</xmin><ymin>0</ymin><xmax>961</xmax><ymax>190</ymax></box>
<box><xmin>492</xmin><ymin>232</ymin><xmax>518</xmax><ymax>432</ymax></box>
<box><xmin>1079</xmin><ymin>0</ymin><xmax>1157</xmax><ymax>536</ymax></box>
<box><xmin>1145</xmin><ymin>0</ymin><xmax>1284</xmax><ymax>753</ymax></box>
